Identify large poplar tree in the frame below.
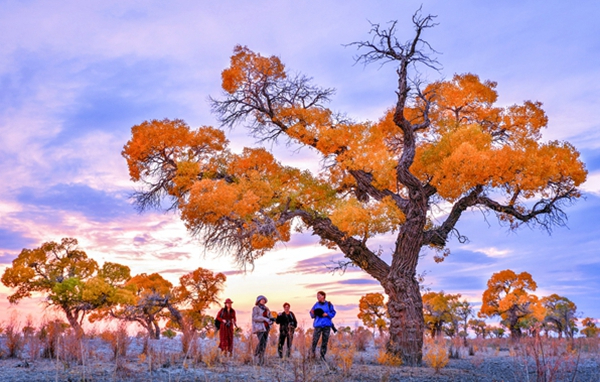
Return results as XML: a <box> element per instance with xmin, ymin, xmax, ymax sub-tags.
<box><xmin>122</xmin><ymin>12</ymin><xmax>586</xmax><ymax>364</ymax></box>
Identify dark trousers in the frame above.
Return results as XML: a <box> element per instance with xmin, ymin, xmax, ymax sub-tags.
<box><xmin>311</xmin><ymin>326</ymin><xmax>331</xmax><ymax>358</ymax></box>
<box><xmin>254</xmin><ymin>331</ymin><xmax>268</xmax><ymax>364</ymax></box>
<box><xmin>277</xmin><ymin>328</ymin><xmax>294</xmax><ymax>357</ymax></box>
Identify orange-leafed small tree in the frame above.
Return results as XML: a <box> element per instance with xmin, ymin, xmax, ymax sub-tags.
<box><xmin>1</xmin><ymin>238</ymin><xmax>131</xmax><ymax>335</ymax></box>
<box><xmin>122</xmin><ymin>12</ymin><xmax>586</xmax><ymax>364</ymax></box>
<box><xmin>358</xmin><ymin>292</ymin><xmax>388</xmax><ymax>337</ymax></box>
<box><xmin>173</xmin><ymin>267</ymin><xmax>227</xmax><ymax>331</ymax></box>
<box><xmin>104</xmin><ymin>272</ymin><xmax>177</xmax><ymax>339</ymax></box>
<box><xmin>479</xmin><ymin>269</ymin><xmax>543</xmax><ymax>338</ymax></box>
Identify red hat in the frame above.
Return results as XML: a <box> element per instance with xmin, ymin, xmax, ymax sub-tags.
<box><xmin>224</xmin><ymin>298</ymin><xmax>233</xmax><ymax>304</ymax></box>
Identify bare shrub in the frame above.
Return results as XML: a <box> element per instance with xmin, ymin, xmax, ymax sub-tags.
<box><xmin>100</xmin><ymin>322</ymin><xmax>131</xmax><ymax>360</ymax></box>
<box><xmin>235</xmin><ymin>331</ymin><xmax>254</xmax><ymax>365</ymax></box>
<box><xmin>22</xmin><ymin>315</ymin><xmax>41</xmax><ymax>360</ymax></box>
<box><xmin>59</xmin><ymin>329</ymin><xmax>84</xmax><ymax>364</ymax></box>
<box><xmin>520</xmin><ymin>335</ymin><xmax>581</xmax><ymax>382</ymax></box>
<box><xmin>329</xmin><ymin>333</ymin><xmax>356</xmax><ymax>376</ymax></box>
<box><xmin>39</xmin><ymin>319</ymin><xmax>67</xmax><ymax>359</ymax></box>
<box><xmin>352</xmin><ymin>326</ymin><xmax>371</xmax><ymax>352</ymax></box>
<box><xmin>4</xmin><ymin>312</ymin><xmax>23</xmax><ymax>358</ymax></box>
<box><xmin>180</xmin><ymin>323</ymin><xmax>197</xmax><ymax>356</ymax></box>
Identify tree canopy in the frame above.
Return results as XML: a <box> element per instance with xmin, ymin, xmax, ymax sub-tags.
<box><xmin>479</xmin><ymin>269</ymin><xmax>544</xmax><ymax>338</ymax></box>
<box><xmin>1</xmin><ymin>238</ymin><xmax>131</xmax><ymax>335</ymax></box>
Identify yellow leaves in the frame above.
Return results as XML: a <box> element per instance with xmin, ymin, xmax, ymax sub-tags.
<box><xmin>413</xmin><ymin>124</ymin><xmax>493</xmax><ymax>200</ymax></box>
<box><xmin>330</xmin><ymin>196</ymin><xmax>405</xmax><ymax>239</ymax></box>
<box><xmin>173</xmin><ymin>160</ymin><xmax>200</xmax><ymax>194</ymax></box>
<box><xmin>221</xmin><ymin>45</ymin><xmax>286</xmax><ymax>94</ymax></box>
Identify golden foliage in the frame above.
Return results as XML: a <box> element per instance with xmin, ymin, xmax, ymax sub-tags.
<box><xmin>479</xmin><ymin>269</ymin><xmax>542</xmax><ymax>336</ymax></box>
<box><xmin>123</xmin><ymin>46</ymin><xmax>587</xmax><ymax>279</ymax></box>
<box><xmin>357</xmin><ymin>293</ymin><xmax>388</xmax><ymax>334</ymax></box>
<box><xmin>221</xmin><ymin>45</ymin><xmax>286</xmax><ymax>94</ymax></box>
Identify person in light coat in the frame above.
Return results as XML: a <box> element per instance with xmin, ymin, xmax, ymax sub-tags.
<box><xmin>252</xmin><ymin>295</ymin><xmax>274</xmax><ymax>365</ymax></box>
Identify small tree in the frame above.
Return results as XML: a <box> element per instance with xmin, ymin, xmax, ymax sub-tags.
<box><xmin>357</xmin><ymin>292</ymin><xmax>388</xmax><ymax>337</ymax></box>
<box><xmin>173</xmin><ymin>267</ymin><xmax>227</xmax><ymax>332</ymax></box>
<box><xmin>581</xmin><ymin>317</ymin><xmax>599</xmax><ymax>338</ymax></box>
<box><xmin>479</xmin><ymin>269</ymin><xmax>542</xmax><ymax>339</ymax></box>
<box><xmin>541</xmin><ymin>294</ymin><xmax>578</xmax><ymax>339</ymax></box>
<box><xmin>422</xmin><ymin>291</ymin><xmax>458</xmax><ymax>338</ymax></box>
<box><xmin>1</xmin><ymin>238</ymin><xmax>130</xmax><ymax>335</ymax></box>
<box><xmin>468</xmin><ymin>319</ymin><xmax>490</xmax><ymax>339</ymax></box>
<box><xmin>453</xmin><ymin>298</ymin><xmax>473</xmax><ymax>345</ymax></box>
<box><xmin>105</xmin><ymin>273</ymin><xmax>177</xmax><ymax>339</ymax></box>
<box><xmin>491</xmin><ymin>327</ymin><xmax>505</xmax><ymax>338</ymax></box>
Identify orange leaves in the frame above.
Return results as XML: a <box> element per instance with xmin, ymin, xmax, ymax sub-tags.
<box><xmin>180</xmin><ymin>148</ymin><xmax>287</xmax><ymax>226</ymax></box>
<box><xmin>427</xmin><ymin>73</ymin><xmax>499</xmax><ymax>128</ymax></box>
<box><xmin>413</xmin><ymin>124</ymin><xmax>493</xmax><ymax>200</ymax></box>
<box><xmin>357</xmin><ymin>292</ymin><xmax>388</xmax><ymax>332</ymax></box>
<box><xmin>122</xmin><ymin>119</ymin><xmax>227</xmax><ymax>184</ymax></box>
<box><xmin>330</xmin><ymin>196</ymin><xmax>405</xmax><ymax>240</ymax></box>
<box><xmin>176</xmin><ymin>267</ymin><xmax>226</xmax><ymax>314</ymax></box>
<box><xmin>221</xmin><ymin>45</ymin><xmax>286</xmax><ymax>94</ymax></box>
<box><xmin>479</xmin><ymin>269</ymin><xmax>538</xmax><ymax>329</ymax></box>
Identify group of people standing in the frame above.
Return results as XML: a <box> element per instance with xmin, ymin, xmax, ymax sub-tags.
<box><xmin>215</xmin><ymin>291</ymin><xmax>336</xmax><ymax>364</ymax></box>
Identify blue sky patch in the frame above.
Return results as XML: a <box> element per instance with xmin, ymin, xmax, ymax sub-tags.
<box><xmin>16</xmin><ymin>183</ymin><xmax>134</xmax><ymax>222</ymax></box>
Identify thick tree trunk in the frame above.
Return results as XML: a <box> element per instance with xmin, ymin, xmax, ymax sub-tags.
<box><xmin>384</xmin><ymin>274</ymin><xmax>424</xmax><ymax>366</ymax></box>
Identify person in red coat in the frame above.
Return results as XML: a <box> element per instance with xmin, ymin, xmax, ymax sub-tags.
<box><xmin>216</xmin><ymin>298</ymin><xmax>236</xmax><ymax>355</ymax></box>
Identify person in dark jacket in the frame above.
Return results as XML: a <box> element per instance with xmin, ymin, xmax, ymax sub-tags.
<box><xmin>216</xmin><ymin>298</ymin><xmax>236</xmax><ymax>355</ymax></box>
<box><xmin>309</xmin><ymin>291</ymin><xmax>336</xmax><ymax>360</ymax></box>
<box><xmin>276</xmin><ymin>302</ymin><xmax>297</xmax><ymax>358</ymax></box>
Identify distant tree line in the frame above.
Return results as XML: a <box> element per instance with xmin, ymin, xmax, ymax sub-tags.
<box><xmin>2</xmin><ymin>239</ymin><xmax>598</xmax><ymax>341</ymax></box>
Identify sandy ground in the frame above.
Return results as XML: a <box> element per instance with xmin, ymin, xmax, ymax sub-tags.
<box><xmin>0</xmin><ymin>336</ymin><xmax>598</xmax><ymax>381</ymax></box>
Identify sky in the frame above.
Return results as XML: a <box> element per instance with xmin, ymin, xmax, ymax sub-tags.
<box><xmin>1</xmin><ymin>0</ymin><xmax>600</xmax><ymax>331</ymax></box>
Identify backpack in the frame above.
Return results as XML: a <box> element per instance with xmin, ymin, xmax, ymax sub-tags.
<box><xmin>214</xmin><ymin>309</ymin><xmax>223</xmax><ymax>331</ymax></box>
<box><xmin>327</xmin><ymin>301</ymin><xmax>338</xmax><ymax>333</ymax></box>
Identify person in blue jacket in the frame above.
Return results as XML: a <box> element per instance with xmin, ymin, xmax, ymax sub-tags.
<box><xmin>309</xmin><ymin>290</ymin><xmax>336</xmax><ymax>360</ymax></box>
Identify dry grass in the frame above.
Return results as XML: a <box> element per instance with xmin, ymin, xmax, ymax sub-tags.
<box><xmin>423</xmin><ymin>338</ymin><xmax>449</xmax><ymax>373</ymax></box>
<box><xmin>1</xmin><ymin>317</ymin><xmax>598</xmax><ymax>381</ymax></box>
<box><xmin>100</xmin><ymin>322</ymin><xmax>131</xmax><ymax>360</ymax></box>
<box><xmin>376</xmin><ymin>349</ymin><xmax>403</xmax><ymax>366</ymax></box>
<box><xmin>329</xmin><ymin>333</ymin><xmax>356</xmax><ymax>376</ymax></box>
<box><xmin>4</xmin><ymin>312</ymin><xmax>23</xmax><ymax>358</ymax></box>
<box><xmin>510</xmin><ymin>334</ymin><xmax>582</xmax><ymax>382</ymax></box>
